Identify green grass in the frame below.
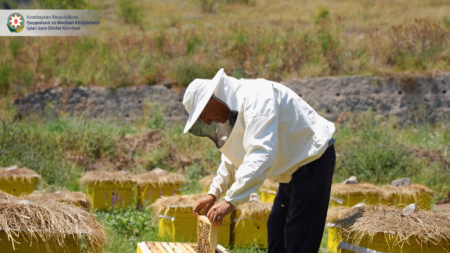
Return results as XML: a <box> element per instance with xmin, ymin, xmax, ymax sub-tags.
<box><xmin>1</xmin><ymin>109</ymin><xmax>449</xmax><ymax>252</ymax></box>
<box><xmin>1</xmin><ymin>1</ymin><xmax>450</xmax><ymax>95</ymax></box>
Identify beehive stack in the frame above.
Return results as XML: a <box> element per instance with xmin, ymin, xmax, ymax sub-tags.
<box><xmin>0</xmin><ymin>194</ymin><xmax>106</xmax><ymax>253</ymax></box>
<box><xmin>231</xmin><ymin>195</ymin><xmax>272</xmax><ymax>248</ymax></box>
<box><xmin>330</xmin><ymin>183</ymin><xmax>381</xmax><ymax>207</ymax></box>
<box><xmin>380</xmin><ymin>184</ymin><xmax>433</xmax><ymax>210</ymax></box>
<box><xmin>0</xmin><ymin>165</ymin><xmax>41</xmax><ymax>196</ymax></box>
<box><xmin>25</xmin><ymin>189</ymin><xmax>92</xmax><ymax>212</ymax></box>
<box><xmin>135</xmin><ymin>168</ymin><xmax>186</xmax><ymax>207</ymax></box>
<box><xmin>200</xmin><ymin>175</ymin><xmax>216</xmax><ymax>193</ymax></box>
<box><xmin>80</xmin><ymin>171</ymin><xmax>136</xmax><ymax>211</ymax></box>
<box><xmin>151</xmin><ymin>194</ymin><xmax>231</xmax><ymax>246</ymax></box>
<box><xmin>336</xmin><ymin>205</ymin><xmax>450</xmax><ymax>253</ymax></box>
<box><xmin>260</xmin><ymin>179</ymin><xmax>279</xmax><ymax>203</ymax></box>
<box><xmin>326</xmin><ymin>206</ymin><xmax>351</xmax><ymax>253</ymax></box>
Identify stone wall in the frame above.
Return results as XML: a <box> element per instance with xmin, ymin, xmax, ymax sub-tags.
<box><xmin>13</xmin><ymin>73</ymin><xmax>450</xmax><ymax>124</ymax></box>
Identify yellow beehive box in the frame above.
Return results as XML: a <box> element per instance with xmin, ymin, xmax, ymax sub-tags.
<box><xmin>260</xmin><ymin>179</ymin><xmax>279</xmax><ymax>203</ymax></box>
<box><xmin>380</xmin><ymin>184</ymin><xmax>433</xmax><ymax>210</ymax></box>
<box><xmin>326</xmin><ymin>207</ymin><xmax>351</xmax><ymax>253</ymax></box>
<box><xmin>135</xmin><ymin>168</ymin><xmax>186</xmax><ymax>207</ymax></box>
<box><xmin>200</xmin><ymin>175</ymin><xmax>216</xmax><ymax>193</ymax></box>
<box><xmin>336</xmin><ymin>205</ymin><xmax>450</xmax><ymax>253</ymax></box>
<box><xmin>0</xmin><ymin>194</ymin><xmax>106</xmax><ymax>253</ymax></box>
<box><xmin>80</xmin><ymin>171</ymin><xmax>136</xmax><ymax>211</ymax></box>
<box><xmin>151</xmin><ymin>194</ymin><xmax>231</xmax><ymax>246</ymax></box>
<box><xmin>0</xmin><ymin>165</ymin><xmax>41</xmax><ymax>196</ymax></box>
<box><xmin>26</xmin><ymin>189</ymin><xmax>92</xmax><ymax>212</ymax></box>
<box><xmin>231</xmin><ymin>197</ymin><xmax>272</xmax><ymax>248</ymax></box>
<box><xmin>330</xmin><ymin>183</ymin><xmax>381</xmax><ymax>207</ymax></box>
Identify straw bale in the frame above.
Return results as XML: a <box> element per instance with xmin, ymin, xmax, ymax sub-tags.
<box><xmin>331</xmin><ymin>183</ymin><xmax>381</xmax><ymax>196</ymax></box>
<box><xmin>234</xmin><ymin>201</ymin><xmax>273</xmax><ymax>218</ymax></box>
<box><xmin>261</xmin><ymin>179</ymin><xmax>279</xmax><ymax>191</ymax></box>
<box><xmin>0</xmin><ymin>165</ymin><xmax>41</xmax><ymax>182</ymax></box>
<box><xmin>380</xmin><ymin>184</ymin><xmax>434</xmax><ymax>201</ymax></box>
<box><xmin>151</xmin><ymin>194</ymin><xmax>205</xmax><ymax>219</ymax></box>
<box><xmin>136</xmin><ymin>168</ymin><xmax>186</xmax><ymax>187</ymax></box>
<box><xmin>0</xmin><ymin>195</ymin><xmax>106</xmax><ymax>252</ymax></box>
<box><xmin>200</xmin><ymin>175</ymin><xmax>216</xmax><ymax>190</ymax></box>
<box><xmin>336</xmin><ymin>205</ymin><xmax>450</xmax><ymax>248</ymax></box>
<box><xmin>0</xmin><ymin>190</ymin><xmax>14</xmax><ymax>201</ymax></box>
<box><xmin>326</xmin><ymin>206</ymin><xmax>351</xmax><ymax>223</ymax></box>
<box><xmin>25</xmin><ymin>190</ymin><xmax>91</xmax><ymax>212</ymax></box>
<box><xmin>79</xmin><ymin>171</ymin><xmax>136</xmax><ymax>186</ymax></box>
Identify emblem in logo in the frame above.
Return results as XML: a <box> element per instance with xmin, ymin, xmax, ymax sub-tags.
<box><xmin>7</xmin><ymin>13</ymin><xmax>25</xmax><ymax>33</ymax></box>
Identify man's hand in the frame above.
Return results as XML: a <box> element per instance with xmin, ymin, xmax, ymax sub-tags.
<box><xmin>193</xmin><ymin>194</ymin><xmax>216</xmax><ymax>217</ymax></box>
<box><xmin>207</xmin><ymin>200</ymin><xmax>235</xmax><ymax>227</ymax></box>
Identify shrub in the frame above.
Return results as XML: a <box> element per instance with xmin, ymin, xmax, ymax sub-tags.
<box><xmin>118</xmin><ymin>0</ymin><xmax>143</xmax><ymax>25</ymax></box>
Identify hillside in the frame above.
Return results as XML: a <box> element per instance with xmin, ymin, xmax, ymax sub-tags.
<box><xmin>1</xmin><ymin>0</ymin><xmax>450</xmax><ymax>97</ymax></box>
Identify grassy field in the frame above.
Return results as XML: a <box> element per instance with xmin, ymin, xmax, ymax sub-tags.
<box><xmin>0</xmin><ymin>107</ymin><xmax>449</xmax><ymax>252</ymax></box>
<box><xmin>1</xmin><ymin>0</ymin><xmax>450</xmax><ymax>97</ymax></box>
<box><xmin>1</xmin><ymin>0</ymin><xmax>450</xmax><ymax>252</ymax></box>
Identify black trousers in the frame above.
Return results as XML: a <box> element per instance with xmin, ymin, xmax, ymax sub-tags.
<box><xmin>267</xmin><ymin>145</ymin><xmax>335</xmax><ymax>253</ymax></box>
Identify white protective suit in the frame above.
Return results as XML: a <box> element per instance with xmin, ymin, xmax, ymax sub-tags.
<box><xmin>183</xmin><ymin>69</ymin><xmax>335</xmax><ymax>206</ymax></box>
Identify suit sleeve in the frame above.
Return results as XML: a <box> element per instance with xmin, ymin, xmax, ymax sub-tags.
<box><xmin>207</xmin><ymin>153</ymin><xmax>236</xmax><ymax>200</ymax></box>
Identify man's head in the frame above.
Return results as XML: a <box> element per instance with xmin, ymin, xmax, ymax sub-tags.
<box><xmin>198</xmin><ymin>97</ymin><xmax>230</xmax><ymax>125</ymax></box>
<box><xmin>182</xmin><ymin>69</ymin><xmax>225</xmax><ymax>133</ymax></box>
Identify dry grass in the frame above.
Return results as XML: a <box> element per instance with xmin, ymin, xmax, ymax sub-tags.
<box><xmin>150</xmin><ymin>193</ymin><xmax>205</xmax><ymax>219</ymax></box>
<box><xmin>331</xmin><ymin>183</ymin><xmax>381</xmax><ymax>196</ymax></box>
<box><xmin>336</xmin><ymin>205</ymin><xmax>450</xmax><ymax>248</ymax></box>
<box><xmin>25</xmin><ymin>190</ymin><xmax>91</xmax><ymax>212</ymax></box>
<box><xmin>326</xmin><ymin>206</ymin><xmax>351</xmax><ymax>223</ymax></box>
<box><xmin>233</xmin><ymin>201</ymin><xmax>273</xmax><ymax>219</ymax></box>
<box><xmin>199</xmin><ymin>175</ymin><xmax>216</xmax><ymax>190</ymax></box>
<box><xmin>0</xmin><ymin>165</ymin><xmax>41</xmax><ymax>182</ymax></box>
<box><xmin>380</xmin><ymin>184</ymin><xmax>434</xmax><ymax>201</ymax></box>
<box><xmin>0</xmin><ymin>194</ymin><xmax>106</xmax><ymax>252</ymax></box>
<box><xmin>261</xmin><ymin>179</ymin><xmax>279</xmax><ymax>191</ymax></box>
<box><xmin>135</xmin><ymin>168</ymin><xmax>186</xmax><ymax>187</ymax></box>
<box><xmin>2</xmin><ymin>0</ymin><xmax>450</xmax><ymax>96</ymax></box>
<box><xmin>0</xmin><ymin>190</ymin><xmax>14</xmax><ymax>200</ymax></box>
<box><xmin>79</xmin><ymin>171</ymin><xmax>136</xmax><ymax>187</ymax></box>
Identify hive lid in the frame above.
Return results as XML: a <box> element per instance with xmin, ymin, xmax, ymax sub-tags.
<box><xmin>79</xmin><ymin>171</ymin><xmax>136</xmax><ymax>185</ymax></box>
<box><xmin>0</xmin><ymin>166</ymin><xmax>41</xmax><ymax>181</ymax></box>
<box><xmin>135</xmin><ymin>168</ymin><xmax>186</xmax><ymax>187</ymax></box>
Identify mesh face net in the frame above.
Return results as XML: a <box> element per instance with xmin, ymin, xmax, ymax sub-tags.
<box><xmin>188</xmin><ymin>119</ymin><xmax>232</xmax><ymax>149</ymax></box>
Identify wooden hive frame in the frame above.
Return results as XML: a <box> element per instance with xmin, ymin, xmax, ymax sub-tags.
<box><xmin>136</xmin><ymin>242</ymin><xmax>229</xmax><ymax>253</ymax></box>
<box><xmin>197</xmin><ymin>215</ymin><xmax>218</xmax><ymax>253</ymax></box>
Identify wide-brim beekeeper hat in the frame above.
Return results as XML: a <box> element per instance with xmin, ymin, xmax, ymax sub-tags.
<box><xmin>183</xmin><ymin>68</ymin><xmax>224</xmax><ymax>134</ymax></box>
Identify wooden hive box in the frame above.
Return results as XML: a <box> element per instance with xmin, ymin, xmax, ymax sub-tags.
<box><xmin>136</xmin><ymin>242</ymin><xmax>229</xmax><ymax>253</ymax></box>
<box><xmin>260</xmin><ymin>179</ymin><xmax>278</xmax><ymax>203</ymax></box>
<box><xmin>0</xmin><ymin>231</ymin><xmax>80</xmax><ymax>253</ymax></box>
<box><xmin>330</xmin><ymin>183</ymin><xmax>381</xmax><ymax>207</ymax></box>
<box><xmin>326</xmin><ymin>207</ymin><xmax>351</xmax><ymax>253</ymax></box>
<box><xmin>80</xmin><ymin>171</ymin><xmax>136</xmax><ymax>211</ymax></box>
<box><xmin>231</xmin><ymin>201</ymin><xmax>272</xmax><ymax>248</ymax></box>
<box><xmin>380</xmin><ymin>184</ymin><xmax>433</xmax><ymax>210</ymax></box>
<box><xmin>337</xmin><ymin>205</ymin><xmax>450</xmax><ymax>253</ymax></box>
<box><xmin>152</xmin><ymin>194</ymin><xmax>230</xmax><ymax>246</ymax></box>
<box><xmin>0</xmin><ymin>166</ymin><xmax>41</xmax><ymax>196</ymax></box>
<box><xmin>135</xmin><ymin>169</ymin><xmax>186</xmax><ymax>207</ymax></box>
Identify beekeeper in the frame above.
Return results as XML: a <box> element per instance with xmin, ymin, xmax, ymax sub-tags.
<box><xmin>184</xmin><ymin>69</ymin><xmax>336</xmax><ymax>253</ymax></box>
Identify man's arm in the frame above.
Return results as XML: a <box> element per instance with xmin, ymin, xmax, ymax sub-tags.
<box><xmin>207</xmin><ymin>154</ymin><xmax>236</xmax><ymax>199</ymax></box>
